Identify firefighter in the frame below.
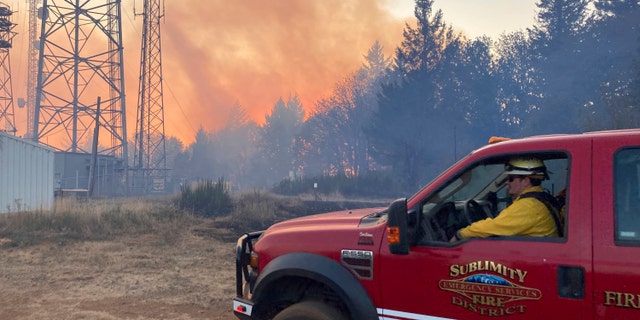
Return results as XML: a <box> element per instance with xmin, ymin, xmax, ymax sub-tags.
<box><xmin>450</xmin><ymin>157</ymin><xmax>560</xmax><ymax>242</ymax></box>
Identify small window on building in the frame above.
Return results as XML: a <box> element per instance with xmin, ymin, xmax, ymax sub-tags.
<box><xmin>614</xmin><ymin>148</ymin><xmax>640</xmax><ymax>244</ymax></box>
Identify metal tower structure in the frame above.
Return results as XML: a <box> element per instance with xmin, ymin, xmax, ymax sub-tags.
<box><xmin>0</xmin><ymin>2</ymin><xmax>17</xmax><ymax>134</ymax></box>
<box><xmin>25</xmin><ymin>0</ymin><xmax>42</xmax><ymax>139</ymax></box>
<box><xmin>133</xmin><ymin>0</ymin><xmax>167</xmax><ymax>193</ymax></box>
<box><xmin>33</xmin><ymin>0</ymin><xmax>127</xmax><ymax>160</ymax></box>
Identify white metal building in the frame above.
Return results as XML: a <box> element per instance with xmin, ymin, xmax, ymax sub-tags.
<box><xmin>0</xmin><ymin>132</ymin><xmax>55</xmax><ymax>213</ymax></box>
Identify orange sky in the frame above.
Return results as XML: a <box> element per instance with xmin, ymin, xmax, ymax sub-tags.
<box><xmin>6</xmin><ymin>0</ymin><xmax>537</xmax><ymax>146</ymax></box>
<box><xmin>121</xmin><ymin>0</ymin><xmax>406</xmax><ymax>144</ymax></box>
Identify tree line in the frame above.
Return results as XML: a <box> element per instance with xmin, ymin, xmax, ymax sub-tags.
<box><xmin>162</xmin><ymin>0</ymin><xmax>640</xmax><ymax>195</ymax></box>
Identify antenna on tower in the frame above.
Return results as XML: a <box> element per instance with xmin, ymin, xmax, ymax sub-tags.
<box><xmin>0</xmin><ymin>2</ymin><xmax>17</xmax><ymax>134</ymax></box>
<box><xmin>25</xmin><ymin>0</ymin><xmax>41</xmax><ymax>139</ymax></box>
<box><xmin>132</xmin><ymin>0</ymin><xmax>168</xmax><ymax>194</ymax></box>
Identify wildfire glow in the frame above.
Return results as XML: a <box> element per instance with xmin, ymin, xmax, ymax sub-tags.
<box><xmin>5</xmin><ymin>0</ymin><xmax>406</xmax><ymax>145</ymax></box>
<box><xmin>7</xmin><ymin>0</ymin><xmax>536</xmax><ymax>146</ymax></box>
<box><xmin>122</xmin><ymin>0</ymin><xmax>406</xmax><ymax>144</ymax></box>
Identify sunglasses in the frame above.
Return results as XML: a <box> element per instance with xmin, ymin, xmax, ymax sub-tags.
<box><xmin>507</xmin><ymin>175</ymin><xmax>523</xmax><ymax>182</ymax></box>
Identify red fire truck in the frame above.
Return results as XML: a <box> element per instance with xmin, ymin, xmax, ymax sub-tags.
<box><xmin>233</xmin><ymin>129</ymin><xmax>640</xmax><ymax>319</ymax></box>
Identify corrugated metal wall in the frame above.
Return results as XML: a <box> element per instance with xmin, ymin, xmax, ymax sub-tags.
<box><xmin>0</xmin><ymin>132</ymin><xmax>55</xmax><ymax>213</ymax></box>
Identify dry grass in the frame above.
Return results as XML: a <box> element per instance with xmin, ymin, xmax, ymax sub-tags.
<box><xmin>223</xmin><ymin>190</ymin><xmax>300</xmax><ymax>231</ymax></box>
<box><xmin>0</xmin><ymin>196</ymin><xmax>195</xmax><ymax>247</ymax></box>
<box><xmin>0</xmin><ymin>193</ymin><xmax>386</xmax><ymax>319</ymax></box>
<box><xmin>0</xmin><ymin>196</ymin><xmax>237</xmax><ymax>320</ymax></box>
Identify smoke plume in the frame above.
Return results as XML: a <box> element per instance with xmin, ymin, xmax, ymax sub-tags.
<box><xmin>122</xmin><ymin>0</ymin><xmax>406</xmax><ymax>143</ymax></box>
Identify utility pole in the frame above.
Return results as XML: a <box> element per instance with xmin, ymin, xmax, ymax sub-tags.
<box><xmin>88</xmin><ymin>97</ymin><xmax>101</xmax><ymax>198</ymax></box>
<box><xmin>133</xmin><ymin>0</ymin><xmax>167</xmax><ymax>194</ymax></box>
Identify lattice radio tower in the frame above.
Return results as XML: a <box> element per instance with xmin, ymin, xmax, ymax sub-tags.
<box><xmin>33</xmin><ymin>0</ymin><xmax>128</xmax><ymax>160</ymax></box>
<box><xmin>132</xmin><ymin>0</ymin><xmax>167</xmax><ymax>193</ymax></box>
<box><xmin>0</xmin><ymin>2</ymin><xmax>17</xmax><ymax>134</ymax></box>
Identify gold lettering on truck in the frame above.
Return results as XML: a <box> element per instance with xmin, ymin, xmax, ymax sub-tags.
<box><xmin>604</xmin><ymin>291</ymin><xmax>640</xmax><ymax>309</ymax></box>
<box><xmin>449</xmin><ymin>261</ymin><xmax>528</xmax><ymax>283</ymax></box>
<box><xmin>441</xmin><ymin>261</ymin><xmax>541</xmax><ymax>317</ymax></box>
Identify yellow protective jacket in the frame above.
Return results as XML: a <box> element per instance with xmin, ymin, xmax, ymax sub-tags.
<box><xmin>458</xmin><ymin>186</ymin><xmax>559</xmax><ymax>239</ymax></box>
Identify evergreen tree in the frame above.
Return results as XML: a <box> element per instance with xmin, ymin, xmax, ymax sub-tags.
<box><xmin>455</xmin><ymin>37</ymin><xmax>504</xmax><ymax>143</ymax></box>
<box><xmin>164</xmin><ymin>136</ymin><xmax>185</xmax><ymax>190</ymax></box>
<box><xmin>581</xmin><ymin>1</ymin><xmax>640</xmax><ymax>130</ymax></box>
<box><xmin>594</xmin><ymin>0</ymin><xmax>638</xmax><ymax>16</ymax></box>
<box><xmin>394</xmin><ymin>0</ymin><xmax>451</xmax><ymax>76</ymax></box>
<box><xmin>187</xmin><ymin>127</ymin><xmax>216</xmax><ymax>181</ymax></box>
<box><xmin>524</xmin><ymin>0</ymin><xmax>590</xmax><ymax>134</ymax></box>
<box><xmin>367</xmin><ymin>73</ymin><xmax>442</xmax><ymax>190</ymax></box>
<box><xmin>257</xmin><ymin>96</ymin><xmax>305</xmax><ymax>186</ymax></box>
<box><xmin>362</xmin><ymin>41</ymin><xmax>392</xmax><ymax>81</ymax></box>
<box><xmin>367</xmin><ymin>0</ymin><xmax>460</xmax><ymax>189</ymax></box>
<box><xmin>495</xmin><ymin>31</ymin><xmax>537</xmax><ymax>135</ymax></box>
<box><xmin>299</xmin><ymin>42</ymin><xmax>391</xmax><ymax>178</ymax></box>
<box><xmin>598</xmin><ymin>44</ymin><xmax>640</xmax><ymax>129</ymax></box>
<box><xmin>533</xmin><ymin>0</ymin><xmax>588</xmax><ymax>42</ymax></box>
<box><xmin>301</xmin><ymin>73</ymin><xmax>373</xmax><ymax>177</ymax></box>
<box><xmin>213</xmin><ymin>103</ymin><xmax>258</xmax><ymax>189</ymax></box>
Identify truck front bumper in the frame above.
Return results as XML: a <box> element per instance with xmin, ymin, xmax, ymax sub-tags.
<box><xmin>233</xmin><ymin>297</ymin><xmax>254</xmax><ymax>319</ymax></box>
<box><xmin>233</xmin><ymin>231</ymin><xmax>263</xmax><ymax>319</ymax></box>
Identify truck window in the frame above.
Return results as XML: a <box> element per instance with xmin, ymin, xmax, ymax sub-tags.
<box><xmin>417</xmin><ymin>153</ymin><xmax>569</xmax><ymax>244</ymax></box>
<box><xmin>614</xmin><ymin>148</ymin><xmax>640</xmax><ymax>244</ymax></box>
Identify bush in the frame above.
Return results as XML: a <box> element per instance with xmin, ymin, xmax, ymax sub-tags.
<box><xmin>176</xmin><ymin>178</ymin><xmax>234</xmax><ymax>217</ymax></box>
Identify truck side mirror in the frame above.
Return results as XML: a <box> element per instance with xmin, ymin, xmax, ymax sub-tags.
<box><xmin>387</xmin><ymin>198</ymin><xmax>409</xmax><ymax>254</ymax></box>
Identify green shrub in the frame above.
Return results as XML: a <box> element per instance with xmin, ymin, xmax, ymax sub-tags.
<box><xmin>176</xmin><ymin>178</ymin><xmax>234</xmax><ymax>217</ymax></box>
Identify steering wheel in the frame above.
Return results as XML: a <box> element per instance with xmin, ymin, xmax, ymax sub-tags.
<box><xmin>419</xmin><ymin>202</ymin><xmax>454</xmax><ymax>242</ymax></box>
<box><xmin>464</xmin><ymin>199</ymin><xmax>487</xmax><ymax>224</ymax></box>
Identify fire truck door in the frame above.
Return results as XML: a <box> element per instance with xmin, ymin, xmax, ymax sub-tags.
<box><xmin>378</xmin><ymin>142</ymin><xmax>593</xmax><ymax>319</ymax></box>
<box><xmin>592</xmin><ymin>137</ymin><xmax>640</xmax><ymax>319</ymax></box>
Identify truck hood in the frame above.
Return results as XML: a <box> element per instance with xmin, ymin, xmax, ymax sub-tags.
<box><xmin>265</xmin><ymin>207</ymin><xmax>386</xmax><ymax>233</ymax></box>
<box><xmin>255</xmin><ymin>207</ymin><xmax>388</xmax><ymax>258</ymax></box>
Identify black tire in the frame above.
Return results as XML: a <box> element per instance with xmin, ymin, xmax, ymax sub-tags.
<box><xmin>273</xmin><ymin>301</ymin><xmax>347</xmax><ymax>320</ymax></box>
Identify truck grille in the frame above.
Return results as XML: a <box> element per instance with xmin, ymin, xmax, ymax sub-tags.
<box><xmin>340</xmin><ymin>249</ymin><xmax>374</xmax><ymax>280</ymax></box>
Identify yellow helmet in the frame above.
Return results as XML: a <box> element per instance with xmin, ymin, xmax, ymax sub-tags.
<box><xmin>505</xmin><ymin>157</ymin><xmax>547</xmax><ymax>178</ymax></box>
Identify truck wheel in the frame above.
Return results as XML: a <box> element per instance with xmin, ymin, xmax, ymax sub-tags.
<box><xmin>273</xmin><ymin>301</ymin><xmax>347</xmax><ymax>320</ymax></box>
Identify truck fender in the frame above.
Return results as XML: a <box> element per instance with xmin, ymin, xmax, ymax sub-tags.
<box><xmin>253</xmin><ymin>252</ymin><xmax>378</xmax><ymax>320</ymax></box>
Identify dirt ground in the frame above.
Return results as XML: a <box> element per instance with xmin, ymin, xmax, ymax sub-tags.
<box><xmin>0</xmin><ymin>223</ymin><xmax>238</xmax><ymax>320</ymax></box>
